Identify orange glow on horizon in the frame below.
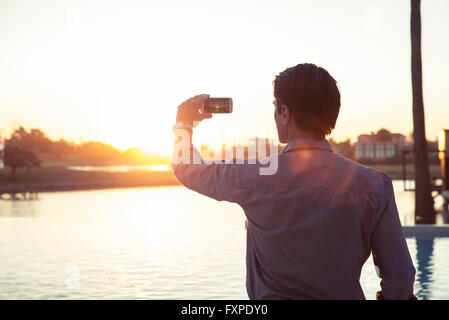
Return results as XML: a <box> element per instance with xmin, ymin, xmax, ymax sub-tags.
<box><xmin>1</xmin><ymin>0</ymin><xmax>448</xmax><ymax>156</ymax></box>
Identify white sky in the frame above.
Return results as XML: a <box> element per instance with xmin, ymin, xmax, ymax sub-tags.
<box><xmin>1</xmin><ymin>0</ymin><xmax>448</xmax><ymax>155</ymax></box>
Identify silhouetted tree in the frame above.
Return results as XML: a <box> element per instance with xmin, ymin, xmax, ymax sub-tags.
<box><xmin>4</xmin><ymin>146</ymin><xmax>41</xmax><ymax>178</ymax></box>
<box><xmin>4</xmin><ymin>126</ymin><xmax>170</xmax><ymax>166</ymax></box>
<box><xmin>51</xmin><ymin>138</ymin><xmax>76</xmax><ymax>157</ymax></box>
<box><xmin>7</xmin><ymin>127</ymin><xmax>52</xmax><ymax>154</ymax></box>
<box><xmin>411</xmin><ymin>0</ymin><xmax>435</xmax><ymax>223</ymax></box>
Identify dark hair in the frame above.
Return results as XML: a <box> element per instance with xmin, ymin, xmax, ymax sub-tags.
<box><xmin>273</xmin><ymin>63</ymin><xmax>340</xmax><ymax>140</ymax></box>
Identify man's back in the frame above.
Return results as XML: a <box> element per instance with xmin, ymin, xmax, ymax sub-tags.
<box><xmin>172</xmin><ymin>135</ymin><xmax>416</xmax><ymax>299</ymax></box>
<box><xmin>241</xmin><ymin>137</ymin><xmax>414</xmax><ymax>299</ymax></box>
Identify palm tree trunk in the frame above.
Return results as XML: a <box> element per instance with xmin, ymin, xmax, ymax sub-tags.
<box><xmin>411</xmin><ymin>0</ymin><xmax>435</xmax><ymax>224</ymax></box>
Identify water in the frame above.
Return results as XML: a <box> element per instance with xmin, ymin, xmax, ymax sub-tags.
<box><xmin>0</xmin><ymin>184</ymin><xmax>448</xmax><ymax>299</ymax></box>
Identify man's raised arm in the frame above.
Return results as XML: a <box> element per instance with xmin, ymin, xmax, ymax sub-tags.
<box><xmin>171</xmin><ymin>94</ymin><xmax>250</xmax><ymax>204</ymax></box>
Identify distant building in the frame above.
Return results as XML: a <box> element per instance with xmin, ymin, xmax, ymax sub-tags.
<box><xmin>355</xmin><ymin>132</ymin><xmax>409</xmax><ymax>161</ymax></box>
<box><xmin>200</xmin><ymin>138</ymin><xmax>283</xmax><ymax>161</ymax></box>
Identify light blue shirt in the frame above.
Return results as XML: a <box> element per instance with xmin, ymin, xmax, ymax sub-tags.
<box><xmin>172</xmin><ymin>133</ymin><xmax>416</xmax><ymax>299</ymax></box>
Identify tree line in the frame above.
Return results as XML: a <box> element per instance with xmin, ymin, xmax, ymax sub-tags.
<box><xmin>1</xmin><ymin>127</ymin><xmax>169</xmax><ymax>178</ymax></box>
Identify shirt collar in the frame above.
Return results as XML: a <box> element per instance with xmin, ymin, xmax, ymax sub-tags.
<box><xmin>281</xmin><ymin>136</ymin><xmax>334</xmax><ymax>154</ymax></box>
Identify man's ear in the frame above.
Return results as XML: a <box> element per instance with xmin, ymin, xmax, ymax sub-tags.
<box><xmin>281</xmin><ymin>105</ymin><xmax>290</xmax><ymax>125</ymax></box>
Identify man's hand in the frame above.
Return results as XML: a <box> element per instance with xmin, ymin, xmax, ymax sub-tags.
<box><xmin>176</xmin><ymin>94</ymin><xmax>213</xmax><ymax>126</ymax></box>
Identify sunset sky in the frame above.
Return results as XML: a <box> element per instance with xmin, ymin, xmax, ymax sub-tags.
<box><xmin>1</xmin><ymin>0</ymin><xmax>448</xmax><ymax>155</ymax></box>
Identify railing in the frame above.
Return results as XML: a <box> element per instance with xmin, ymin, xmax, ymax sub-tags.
<box><xmin>401</xmin><ymin>148</ymin><xmax>449</xmax><ymax>223</ymax></box>
<box><xmin>401</xmin><ymin>149</ymin><xmax>443</xmax><ymax>195</ymax></box>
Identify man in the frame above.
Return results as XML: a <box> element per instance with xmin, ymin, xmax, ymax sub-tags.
<box><xmin>171</xmin><ymin>63</ymin><xmax>416</xmax><ymax>300</ymax></box>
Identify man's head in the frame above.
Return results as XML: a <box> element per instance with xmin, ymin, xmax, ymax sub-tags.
<box><xmin>273</xmin><ymin>63</ymin><xmax>340</xmax><ymax>143</ymax></box>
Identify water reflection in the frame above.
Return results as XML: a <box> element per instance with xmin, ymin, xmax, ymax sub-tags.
<box><xmin>0</xmin><ymin>186</ymin><xmax>448</xmax><ymax>299</ymax></box>
<box><xmin>415</xmin><ymin>237</ymin><xmax>434</xmax><ymax>300</ymax></box>
<box><xmin>0</xmin><ymin>198</ymin><xmax>40</xmax><ymax>218</ymax></box>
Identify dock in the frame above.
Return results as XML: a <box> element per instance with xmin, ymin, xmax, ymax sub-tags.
<box><xmin>0</xmin><ymin>179</ymin><xmax>179</xmax><ymax>200</ymax></box>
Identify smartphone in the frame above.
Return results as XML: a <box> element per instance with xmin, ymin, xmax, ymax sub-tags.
<box><xmin>201</xmin><ymin>97</ymin><xmax>233</xmax><ymax>114</ymax></box>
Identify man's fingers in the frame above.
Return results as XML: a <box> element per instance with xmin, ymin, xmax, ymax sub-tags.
<box><xmin>190</xmin><ymin>94</ymin><xmax>209</xmax><ymax>103</ymax></box>
<box><xmin>195</xmin><ymin>111</ymin><xmax>213</xmax><ymax>121</ymax></box>
<box><xmin>192</xmin><ymin>94</ymin><xmax>210</xmax><ymax>106</ymax></box>
<box><xmin>181</xmin><ymin>94</ymin><xmax>209</xmax><ymax>108</ymax></box>
<box><xmin>177</xmin><ymin>94</ymin><xmax>211</xmax><ymax>123</ymax></box>
<box><xmin>180</xmin><ymin>94</ymin><xmax>204</xmax><ymax>106</ymax></box>
<box><xmin>193</xmin><ymin>94</ymin><xmax>210</xmax><ymax>115</ymax></box>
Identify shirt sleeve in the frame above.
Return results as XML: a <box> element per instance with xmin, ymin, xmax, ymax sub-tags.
<box><xmin>171</xmin><ymin>128</ymin><xmax>251</xmax><ymax>205</ymax></box>
<box><xmin>371</xmin><ymin>174</ymin><xmax>416</xmax><ymax>300</ymax></box>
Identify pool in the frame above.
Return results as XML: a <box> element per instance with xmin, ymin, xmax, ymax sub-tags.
<box><xmin>360</xmin><ymin>235</ymin><xmax>449</xmax><ymax>300</ymax></box>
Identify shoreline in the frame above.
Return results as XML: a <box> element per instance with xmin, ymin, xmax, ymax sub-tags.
<box><xmin>0</xmin><ymin>167</ymin><xmax>180</xmax><ymax>197</ymax></box>
<box><xmin>0</xmin><ymin>179</ymin><xmax>180</xmax><ymax>193</ymax></box>
<box><xmin>0</xmin><ymin>163</ymin><xmax>442</xmax><ymax>196</ymax></box>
